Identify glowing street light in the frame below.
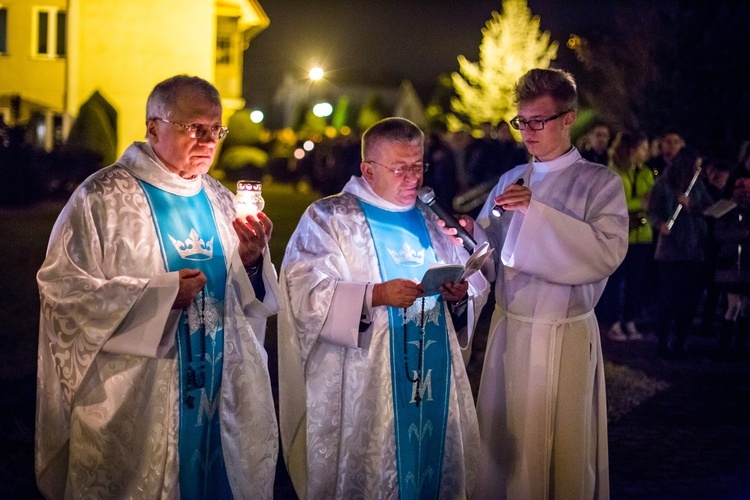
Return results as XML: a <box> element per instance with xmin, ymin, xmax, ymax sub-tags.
<box><xmin>309</xmin><ymin>67</ymin><xmax>324</xmax><ymax>81</ymax></box>
<box><xmin>312</xmin><ymin>102</ymin><xmax>333</xmax><ymax>117</ymax></box>
<box><xmin>250</xmin><ymin>110</ymin><xmax>264</xmax><ymax>123</ymax></box>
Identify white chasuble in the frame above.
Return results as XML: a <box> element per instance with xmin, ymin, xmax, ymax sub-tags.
<box><xmin>278</xmin><ymin>176</ymin><xmax>490</xmax><ymax>499</ymax></box>
<box><xmin>474</xmin><ymin>149</ymin><xmax>628</xmax><ymax>500</ymax></box>
<box><xmin>36</xmin><ymin>142</ymin><xmax>280</xmax><ymax>499</ymax></box>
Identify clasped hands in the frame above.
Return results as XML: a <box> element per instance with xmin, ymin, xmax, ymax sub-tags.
<box><xmin>173</xmin><ymin>212</ymin><xmax>273</xmax><ymax>309</ymax></box>
<box><xmin>372</xmin><ymin>278</ymin><xmax>468</xmax><ymax>309</ymax></box>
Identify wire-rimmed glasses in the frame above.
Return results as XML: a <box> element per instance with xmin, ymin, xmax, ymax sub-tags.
<box><xmin>365</xmin><ymin>160</ymin><xmax>430</xmax><ymax>177</ymax></box>
<box><xmin>152</xmin><ymin>118</ymin><xmax>229</xmax><ymax>140</ymax></box>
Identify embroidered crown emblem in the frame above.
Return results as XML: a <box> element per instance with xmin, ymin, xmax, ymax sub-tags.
<box><xmin>387</xmin><ymin>243</ymin><xmax>425</xmax><ymax>266</ymax></box>
<box><xmin>169</xmin><ymin>229</ymin><xmax>214</xmax><ymax>261</ymax></box>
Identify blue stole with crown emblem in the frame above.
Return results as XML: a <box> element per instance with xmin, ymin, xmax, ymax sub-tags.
<box><xmin>139</xmin><ymin>180</ymin><xmax>231</xmax><ymax>499</ymax></box>
<box><xmin>359</xmin><ymin>201</ymin><xmax>451</xmax><ymax>500</ymax></box>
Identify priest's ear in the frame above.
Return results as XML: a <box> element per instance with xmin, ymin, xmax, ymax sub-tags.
<box><xmin>361</xmin><ymin>161</ymin><xmax>375</xmax><ymax>181</ymax></box>
<box><xmin>146</xmin><ymin>118</ymin><xmax>160</xmax><ymax>143</ymax></box>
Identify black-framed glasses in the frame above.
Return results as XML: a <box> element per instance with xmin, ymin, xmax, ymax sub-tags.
<box><xmin>365</xmin><ymin>160</ymin><xmax>430</xmax><ymax>177</ymax></box>
<box><xmin>509</xmin><ymin>109</ymin><xmax>572</xmax><ymax>131</ymax></box>
<box><xmin>152</xmin><ymin>118</ymin><xmax>229</xmax><ymax>140</ymax></box>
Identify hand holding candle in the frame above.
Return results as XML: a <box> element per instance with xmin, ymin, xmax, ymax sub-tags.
<box><xmin>235</xmin><ymin>180</ymin><xmax>265</xmax><ymax>220</ymax></box>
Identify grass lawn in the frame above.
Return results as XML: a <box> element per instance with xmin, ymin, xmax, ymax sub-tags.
<box><xmin>605</xmin><ymin>362</ymin><xmax>669</xmax><ymax>422</ymax></box>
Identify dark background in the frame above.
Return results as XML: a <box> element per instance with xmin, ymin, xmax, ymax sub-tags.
<box><xmin>244</xmin><ymin>0</ymin><xmax>750</xmax><ymax>160</ymax></box>
<box><xmin>243</xmin><ymin>0</ymin><xmax>613</xmax><ymax>107</ymax></box>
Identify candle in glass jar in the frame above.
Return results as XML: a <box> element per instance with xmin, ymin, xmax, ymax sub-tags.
<box><xmin>235</xmin><ymin>180</ymin><xmax>265</xmax><ymax>219</ymax></box>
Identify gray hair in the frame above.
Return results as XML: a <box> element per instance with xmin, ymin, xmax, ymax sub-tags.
<box><xmin>514</xmin><ymin>68</ymin><xmax>578</xmax><ymax>112</ymax></box>
<box><xmin>146</xmin><ymin>75</ymin><xmax>221</xmax><ymax>119</ymax></box>
<box><xmin>361</xmin><ymin>117</ymin><xmax>424</xmax><ymax>161</ymax></box>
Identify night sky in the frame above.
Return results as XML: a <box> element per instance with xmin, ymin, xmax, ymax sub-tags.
<box><xmin>242</xmin><ymin>0</ymin><xmax>615</xmax><ymax>111</ymax></box>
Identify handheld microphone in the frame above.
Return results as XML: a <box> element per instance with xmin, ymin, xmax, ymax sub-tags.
<box><xmin>418</xmin><ymin>186</ymin><xmax>477</xmax><ymax>254</ymax></box>
<box><xmin>491</xmin><ymin>178</ymin><xmax>525</xmax><ymax>217</ymax></box>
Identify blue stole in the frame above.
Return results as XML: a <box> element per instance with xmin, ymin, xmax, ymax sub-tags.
<box><xmin>139</xmin><ymin>181</ymin><xmax>231</xmax><ymax>499</ymax></box>
<box><xmin>359</xmin><ymin>201</ymin><xmax>451</xmax><ymax>500</ymax></box>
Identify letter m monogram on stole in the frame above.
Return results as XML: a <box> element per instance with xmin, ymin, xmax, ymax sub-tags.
<box><xmin>410</xmin><ymin>369</ymin><xmax>433</xmax><ymax>403</ymax></box>
<box><xmin>197</xmin><ymin>388</ymin><xmax>220</xmax><ymax>425</ymax></box>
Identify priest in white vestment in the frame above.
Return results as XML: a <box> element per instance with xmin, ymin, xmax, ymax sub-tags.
<box><xmin>278</xmin><ymin>118</ymin><xmax>490</xmax><ymax>499</ymax></box>
<box><xmin>36</xmin><ymin>76</ymin><xmax>280</xmax><ymax>499</ymax></box>
<box><xmin>471</xmin><ymin>69</ymin><xmax>628</xmax><ymax>499</ymax></box>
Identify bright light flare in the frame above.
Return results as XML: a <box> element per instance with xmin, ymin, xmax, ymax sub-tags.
<box><xmin>312</xmin><ymin>102</ymin><xmax>333</xmax><ymax>117</ymax></box>
<box><xmin>250</xmin><ymin>110</ymin><xmax>264</xmax><ymax>123</ymax></box>
<box><xmin>309</xmin><ymin>67</ymin><xmax>324</xmax><ymax>80</ymax></box>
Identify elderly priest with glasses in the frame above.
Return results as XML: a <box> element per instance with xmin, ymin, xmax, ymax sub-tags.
<box><xmin>35</xmin><ymin>75</ymin><xmax>281</xmax><ymax>499</ymax></box>
<box><xmin>278</xmin><ymin>117</ymin><xmax>490</xmax><ymax>499</ymax></box>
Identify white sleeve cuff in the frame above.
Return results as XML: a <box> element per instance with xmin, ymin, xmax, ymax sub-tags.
<box><xmin>319</xmin><ymin>281</ymin><xmax>369</xmax><ymax>348</ymax></box>
<box><xmin>102</xmin><ymin>272</ymin><xmax>179</xmax><ymax>358</ymax></box>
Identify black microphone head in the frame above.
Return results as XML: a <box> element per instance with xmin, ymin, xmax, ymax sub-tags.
<box><xmin>417</xmin><ymin>186</ymin><xmax>436</xmax><ymax>204</ymax></box>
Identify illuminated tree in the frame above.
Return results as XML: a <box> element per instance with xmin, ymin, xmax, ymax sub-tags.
<box><xmin>451</xmin><ymin>0</ymin><xmax>558</xmax><ymax>128</ymax></box>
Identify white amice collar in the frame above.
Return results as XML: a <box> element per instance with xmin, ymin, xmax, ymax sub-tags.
<box><xmin>342</xmin><ymin>175</ymin><xmax>416</xmax><ymax>211</ymax></box>
<box><xmin>532</xmin><ymin>147</ymin><xmax>581</xmax><ymax>173</ymax></box>
<box><xmin>119</xmin><ymin>141</ymin><xmax>204</xmax><ymax>196</ymax></box>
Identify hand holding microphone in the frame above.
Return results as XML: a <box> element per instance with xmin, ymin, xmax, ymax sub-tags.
<box><xmin>491</xmin><ymin>178</ymin><xmax>528</xmax><ymax>217</ymax></box>
<box><xmin>418</xmin><ymin>186</ymin><xmax>477</xmax><ymax>253</ymax></box>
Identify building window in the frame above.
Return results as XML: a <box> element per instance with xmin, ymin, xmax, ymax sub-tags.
<box><xmin>56</xmin><ymin>10</ymin><xmax>66</xmax><ymax>55</ymax></box>
<box><xmin>216</xmin><ymin>35</ymin><xmax>232</xmax><ymax>65</ymax></box>
<box><xmin>0</xmin><ymin>8</ymin><xmax>7</xmax><ymax>54</ymax></box>
<box><xmin>34</xmin><ymin>7</ymin><xmax>66</xmax><ymax>57</ymax></box>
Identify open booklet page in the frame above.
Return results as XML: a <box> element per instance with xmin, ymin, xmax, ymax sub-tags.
<box><xmin>420</xmin><ymin>241</ymin><xmax>494</xmax><ymax>296</ymax></box>
<box><xmin>703</xmin><ymin>199</ymin><xmax>737</xmax><ymax>219</ymax></box>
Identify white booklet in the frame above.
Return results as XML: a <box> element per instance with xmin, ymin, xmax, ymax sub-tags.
<box><xmin>420</xmin><ymin>241</ymin><xmax>494</xmax><ymax>296</ymax></box>
<box><xmin>703</xmin><ymin>199</ymin><xmax>737</xmax><ymax>219</ymax></box>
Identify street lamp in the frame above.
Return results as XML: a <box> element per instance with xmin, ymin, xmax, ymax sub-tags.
<box><xmin>309</xmin><ymin>67</ymin><xmax>324</xmax><ymax>81</ymax></box>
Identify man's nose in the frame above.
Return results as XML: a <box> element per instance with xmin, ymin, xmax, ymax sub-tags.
<box><xmin>197</xmin><ymin>134</ymin><xmax>218</xmax><ymax>146</ymax></box>
<box><xmin>403</xmin><ymin>171</ymin><xmax>421</xmax><ymax>181</ymax></box>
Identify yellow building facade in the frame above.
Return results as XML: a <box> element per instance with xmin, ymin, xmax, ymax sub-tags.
<box><xmin>0</xmin><ymin>0</ymin><xmax>268</xmax><ymax>154</ymax></box>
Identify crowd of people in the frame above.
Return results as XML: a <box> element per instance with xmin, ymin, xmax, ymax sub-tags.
<box><xmin>582</xmin><ymin>123</ymin><xmax>750</xmax><ymax>361</ymax></box>
<box><xmin>33</xmin><ymin>69</ymin><xmax>748</xmax><ymax>499</ymax></box>
<box><xmin>293</xmin><ymin>105</ymin><xmax>750</xmax><ymax>363</ymax></box>
<box><xmin>285</xmin><ymin>115</ymin><xmax>528</xmax><ymax>214</ymax></box>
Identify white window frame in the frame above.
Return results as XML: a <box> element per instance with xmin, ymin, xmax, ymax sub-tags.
<box><xmin>32</xmin><ymin>6</ymin><xmax>66</xmax><ymax>58</ymax></box>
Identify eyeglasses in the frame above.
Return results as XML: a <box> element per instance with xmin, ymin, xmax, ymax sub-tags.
<box><xmin>509</xmin><ymin>109</ymin><xmax>572</xmax><ymax>131</ymax></box>
<box><xmin>152</xmin><ymin>118</ymin><xmax>229</xmax><ymax>141</ymax></box>
<box><xmin>365</xmin><ymin>160</ymin><xmax>430</xmax><ymax>177</ymax></box>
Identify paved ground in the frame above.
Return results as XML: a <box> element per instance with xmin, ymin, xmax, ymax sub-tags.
<box><xmin>4</xmin><ymin>313</ymin><xmax>750</xmax><ymax>499</ymax></box>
